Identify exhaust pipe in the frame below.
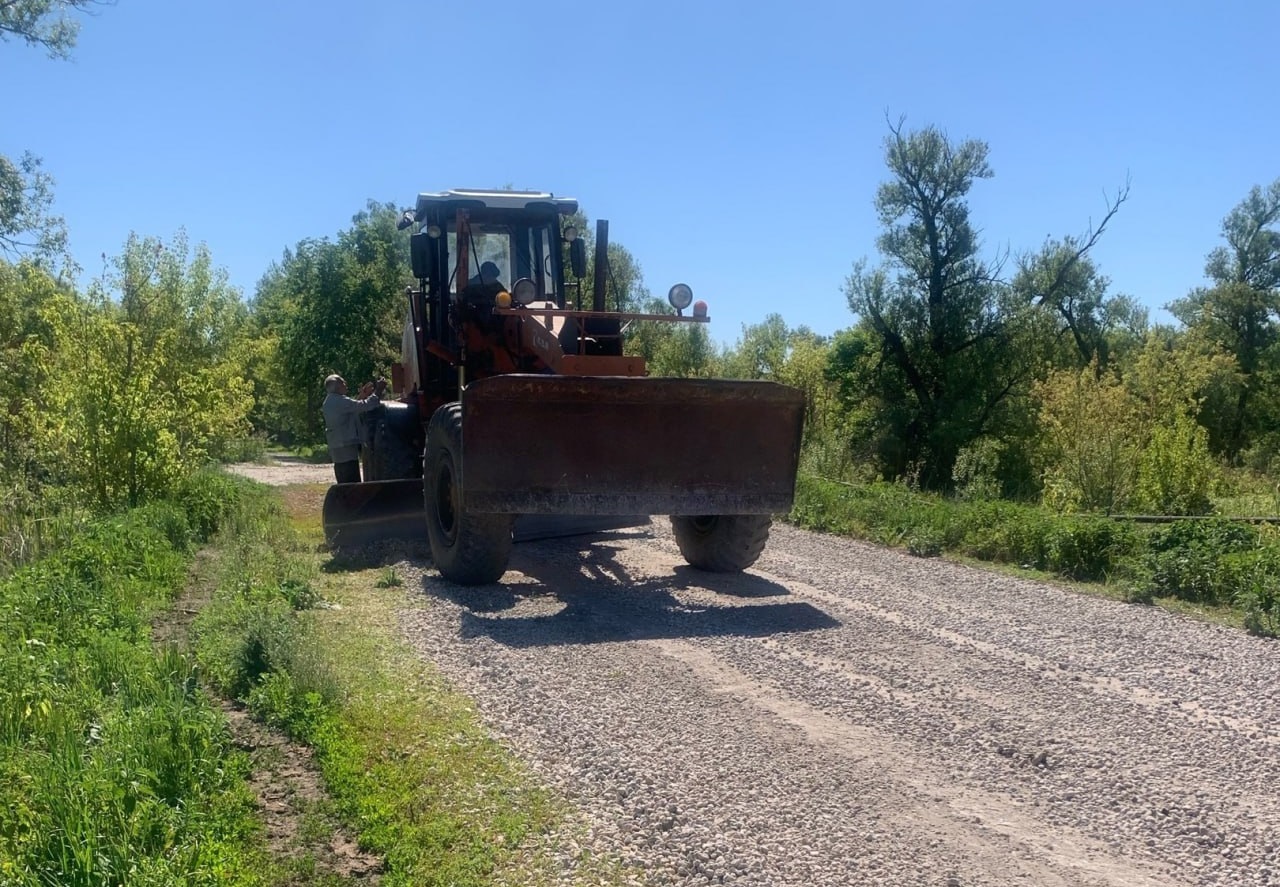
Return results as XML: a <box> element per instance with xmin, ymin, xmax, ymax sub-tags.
<box><xmin>592</xmin><ymin>218</ymin><xmax>608</xmax><ymax>312</ymax></box>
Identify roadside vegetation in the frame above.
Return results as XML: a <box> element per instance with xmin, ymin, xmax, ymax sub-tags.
<box><xmin>191</xmin><ymin>481</ymin><xmax>611</xmax><ymax>887</ymax></box>
<box><xmin>4</xmin><ymin>4</ymin><xmax>1276</xmax><ymax>886</ymax></box>
<box><xmin>1</xmin><ymin>467</ymin><xmax>625</xmax><ymax>885</ymax></box>
<box><xmin>790</xmin><ymin>474</ymin><xmax>1280</xmax><ymax>637</ymax></box>
<box><xmin>0</xmin><ymin>472</ymin><xmax>268</xmax><ymax>885</ymax></box>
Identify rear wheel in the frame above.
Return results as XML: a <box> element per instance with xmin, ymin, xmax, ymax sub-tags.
<box><xmin>671</xmin><ymin>514</ymin><xmax>772</xmax><ymax>572</ymax></box>
<box><xmin>369</xmin><ymin>402</ymin><xmax>420</xmax><ymax>481</ymax></box>
<box><xmin>424</xmin><ymin>402</ymin><xmax>513</xmax><ymax>585</ymax></box>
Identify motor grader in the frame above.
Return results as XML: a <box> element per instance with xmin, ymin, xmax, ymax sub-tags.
<box><xmin>322</xmin><ymin>189</ymin><xmax>804</xmax><ymax>585</ymax></box>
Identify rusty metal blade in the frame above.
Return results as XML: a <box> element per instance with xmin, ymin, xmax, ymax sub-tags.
<box><xmin>322</xmin><ymin>479</ymin><xmax>425</xmax><ymax>550</ymax></box>
<box><xmin>462</xmin><ymin>375</ymin><xmax>804</xmax><ymax>515</ymax></box>
<box><xmin>513</xmin><ymin>514</ymin><xmax>649</xmax><ymax>542</ymax></box>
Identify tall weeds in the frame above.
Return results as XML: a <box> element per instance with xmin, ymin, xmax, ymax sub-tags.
<box><xmin>0</xmin><ymin>472</ymin><xmax>269</xmax><ymax>886</ymax></box>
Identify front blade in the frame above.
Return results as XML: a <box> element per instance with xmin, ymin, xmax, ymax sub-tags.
<box><xmin>322</xmin><ymin>479</ymin><xmax>425</xmax><ymax>550</ymax></box>
<box><xmin>462</xmin><ymin>375</ymin><xmax>804</xmax><ymax>515</ymax></box>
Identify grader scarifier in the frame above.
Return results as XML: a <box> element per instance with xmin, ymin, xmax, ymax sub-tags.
<box><xmin>322</xmin><ymin>189</ymin><xmax>804</xmax><ymax>585</ymax></box>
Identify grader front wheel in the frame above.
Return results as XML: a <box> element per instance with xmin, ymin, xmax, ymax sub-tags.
<box><xmin>424</xmin><ymin>402</ymin><xmax>513</xmax><ymax>585</ymax></box>
<box><xmin>671</xmin><ymin>514</ymin><xmax>772</xmax><ymax>573</ymax></box>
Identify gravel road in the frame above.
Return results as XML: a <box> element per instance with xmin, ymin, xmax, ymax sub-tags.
<box><xmin>393</xmin><ymin>519</ymin><xmax>1280</xmax><ymax>887</ymax></box>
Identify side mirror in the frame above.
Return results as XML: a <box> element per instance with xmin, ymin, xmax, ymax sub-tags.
<box><xmin>410</xmin><ymin>232</ymin><xmax>436</xmax><ymax>281</ymax></box>
<box><xmin>569</xmin><ymin>239</ymin><xmax>586</xmax><ymax>279</ymax></box>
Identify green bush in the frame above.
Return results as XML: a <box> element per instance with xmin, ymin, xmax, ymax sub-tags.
<box><xmin>1225</xmin><ymin>533</ymin><xmax>1280</xmax><ymax>636</ymax></box>
<box><xmin>171</xmin><ymin>470</ymin><xmax>252</xmax><ymax>542</ymax></box>
<box><xmin>792</xmin><ymin>476</ymin><xmax>1136</xmax><ymax>581</ymax></box>
<box><xmin>1134</xmin><ymin>414</ymin><xmax>1219</xmax><ymax>516</ymax></box>
<box><xmin>1043</xmin><ymin>517</ymin><xmax>1136</xmax><ymax>581</ymax></box>
<box><xmin>952</xmin><ymin>500</ymin><xmax>1051</xmax><ymax>566</ymax></box>
<box><xmin>792</xmin><ymin>474</ymin><xmax>1280</xmax><ymax>633</ymax></box>
<box><xmin>1139</xmin><ymin>519</ymin><xmax>1260</xmax><ymax>605</ymax></box>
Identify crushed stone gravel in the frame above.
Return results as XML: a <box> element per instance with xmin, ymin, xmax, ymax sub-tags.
<box><xmin>384</xmin><ymin>519</ymin><xmax>1280</xmax><ymax>887</ymax></box>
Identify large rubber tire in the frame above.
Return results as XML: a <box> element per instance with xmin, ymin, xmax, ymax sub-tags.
<box><xmin>370</xmin><ymin>402</ymin><xmax>420</xmax><ymax>481</ymax></box>
<box><xmin>671</xmin><ymin>514</ymin><xmax>772</xmax><ymax>573</ymax></box>
<box><xmin>424</xmin><ymin>402</ymin><xmax>513</xmax><ymax>585</ymax></box>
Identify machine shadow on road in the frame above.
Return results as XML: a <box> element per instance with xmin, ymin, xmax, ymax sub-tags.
<box><xmin>320</xmin><ymin>539</ymin><xmax>431</xmax><ymax>573</ymax></box>
<box><xmin>420</xmin><ymin>534</ymin><xmax>841</xmax><ymax>647</ymax></box>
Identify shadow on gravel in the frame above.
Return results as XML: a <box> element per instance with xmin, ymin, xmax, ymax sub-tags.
<box><xmin>424</xmin><ymin>534</ymin><xmax>840</xmax><ymax>647</ymax></box>
<box><xmin>321</xmin><ymin>538</ymin><xmax>430</xmax><ymax>573</ymax></box>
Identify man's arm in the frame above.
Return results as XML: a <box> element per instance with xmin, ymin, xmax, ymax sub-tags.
<box><xmin>328</xmin><ymin>392</ymin><xmax>381</xmax><ymax>416</ymax></box>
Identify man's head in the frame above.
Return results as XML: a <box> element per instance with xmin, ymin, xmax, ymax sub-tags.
<box><xmin>480</xmin><ymin>261</ymin><xmax>501</xmax><ymax>284</ymax></box>
<box><xmin>324</xmin><ymin>374</ymin><xmax>347</xmax><ymax>394</ymax></box>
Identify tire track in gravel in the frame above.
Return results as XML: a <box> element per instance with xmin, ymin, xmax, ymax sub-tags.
<box><xmin>390</xmin><ymin>521</ymin><xmax>1280</xmax><ymax>886</ymax></box>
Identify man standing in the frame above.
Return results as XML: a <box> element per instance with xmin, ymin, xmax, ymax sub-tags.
<box><xmin>322</xmin><ymin>374</ymin><xmax>386</xmax><ymax>483</ymax></box>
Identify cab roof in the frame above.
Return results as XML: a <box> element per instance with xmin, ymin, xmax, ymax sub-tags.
<box><xmin>413</xmin><ymin>189</ymin><xmax>579</xmax><ymax>219</ymax></box>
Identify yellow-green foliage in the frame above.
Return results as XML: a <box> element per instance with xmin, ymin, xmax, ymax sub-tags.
<box><xmin>1034</xmin><ymin>363</ymin><xmax>1142</xmax><ymax>513</ymax></box>
<box><xmin>1136</xmin><ymin>414</ymin><xmax>1217</xmax><ymax>515</ymax></box>
<box><xmin>1</xmin><ymin>238</ymin><xmax>255</xmax><ymax>539</ymax></box>
<box><xmin>1035</xmin><ymin>337</ymin><xmax>1225</xmax><ymax>515</ymax></box>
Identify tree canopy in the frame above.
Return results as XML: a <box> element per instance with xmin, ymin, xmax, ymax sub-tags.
<box><xmin>0</xmin><ymin>0</ymin><xmax>110</xmax><ymax>57</ymax></box>
<box><xmin>1168</xmin><ymin>178</ymin><xmax>1280</xmax><ymax>461</ymax></box>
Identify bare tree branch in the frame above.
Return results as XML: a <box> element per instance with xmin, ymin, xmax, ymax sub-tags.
<box><xmin>1034</xmin><ymin>176</ymin><xmax>1131</xmax><ymax>308</ymax></box>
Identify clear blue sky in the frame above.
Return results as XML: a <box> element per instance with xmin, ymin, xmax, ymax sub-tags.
<box><xmin>5</xmin><ymin>0</ymin><xmax>1278</xmax><ymax>345</ymax></box>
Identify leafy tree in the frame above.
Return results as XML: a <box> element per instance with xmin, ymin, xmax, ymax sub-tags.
<box><xmin>0</xmin><ymin>149</ymin><xmax>69</xmax><ymax>270</ymax></box>
<box><xmin>1125</xmin><ymin>332</ymin><xmax>1225</xmax><ymax>514</ymax></box>
<box><xmin>1204</xmin><ymin>179</ymin><xmax>1280</xmax><ymax>291</ymax></box>
<box><xmin>0</xmin><ymin>260</ymin><xmax>68</xmax><ymax>495</ymax></box>
<box><xmin>1034</xmin><ymin>363</ymin><xmax>1142</xmax><ymax>513</ymax></box>
<box><xmin>63</xmin><ymin>233</ymin><xmax>254</xmax><ymax>507</ymax></box>
<box><xmin>719</xmin><ymin>314</ymin><xmax>792</xmax><ymax>381</ymax></box>
<box><xmin>252</xmin><ymin>201</ymin><xmax>411</xmax><ymax>442</ymax></box>
<box><xmin>776</xmin><ymin>327</ymin><xmax>832</xmax><ymax>428</ymax></box>
<box><xmin>843</xmin><ymin>120</ymin><xmax>1128</xmax><ymax>491</ymax></box>
<box><xmin>0</xmin><ymin>0</ymin><xmax>110</xmax><ymax>58</ymax></box>
<box><xmin>1012</xmin><ymin>188</ymin><xmax>1141</xmax><ymax>373</ymax></box>
<box><xmin>560</xmin><ymin>211</ymin><xmax>648</xmax><ymax>313</ymax></box>
<box><xmin>1035</xmin><ymin>344</ymin><xmax>1219</xmax><ymax>517</ymax></box>
<box><xmin>1168</xmin><ymin>178</ymin><xmax>1280</xmax><ymax>461</ymax></box>
<box><xmin>625</xmin><ymin>296</ymin><xmax>716</xmax><ymax>377</ymax></box>
<box><xmin>0</xmin><ymin>234</ymin><xmax>253</xmax><ymax>512</ymax></box>
<box><xmin>823</xmin><ymin>327</ymin><xmax>884</xmax><ymax>472</ymax></box>
<box><xmin>844</xmin><ymin>121</ymin><xmax>1031</xmax><ymax>489</ymax></box>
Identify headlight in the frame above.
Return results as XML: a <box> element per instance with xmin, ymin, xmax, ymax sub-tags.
<box><xmin>668</xmin><ymin>283</ymin><xmax>693</xmax><ymax>311</ymax></box>
<box><xmin>512</xmin><ymin>278</ymin><xmax>536</xmax><ymax>304</ymax></box>
<box><xmin>563</xmin><ymin>225</ymin><xmax>578</xmax><ymax>242</ymax></box>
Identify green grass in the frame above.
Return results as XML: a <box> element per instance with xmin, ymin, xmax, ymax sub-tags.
<box><xmin>0</xmin><ymin>483</ymin><xmax>93</xmax><ymax>578</ymax></box>
<box><xmin>0</xmin><ymin>472</ymin><xmax>272</xmax><ymax>886</ymax></box>
<box><xmin>790</xmin><ymin>474</ymin><xmax>1280</xmax><ymax>637</ymax></box>
<box><xmin>192</xmin><ymin>479</ymin><xmax>633</xmax><ymax>886</ymax></box>
<box><xmin>1211</xmin><ymin>469</ymin><xmax>1280</xmax><ymax>518</ymax></box>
